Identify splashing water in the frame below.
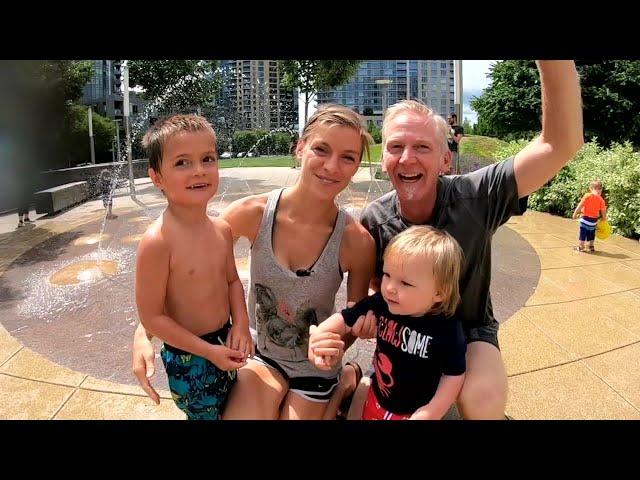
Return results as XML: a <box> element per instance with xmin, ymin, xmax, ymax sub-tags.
<box><xmin>19</xmin><ymin>246</ymin><xmax>135</xmax><ymax>319</ymax></box>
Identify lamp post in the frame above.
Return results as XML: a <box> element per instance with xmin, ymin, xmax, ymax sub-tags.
<box><xmin>88</xmin><ymin>106</ymin><xmax>96</xmax><ymax>164</ymax></box>
<box><xmin>123</xmin><ymin>61</ymin><xmax>135</xmax><ymax>198</ymax></box>
<box><xmin>114</xmin><ymin>119</ymin><xmax>121</xmax><ymax>162</ymax></box>
<box><xmin>406</xmin><ymin>60</ymin><xmax>411</xmax><ymax>100</ymax></box>
<box><xmin>453</xmin><ymin>60</ymin><xmax>463</xmax><ymax>174</ymax></box>
<box><xmin>454</xmin><ymin>60</ymin><xmax>463</xmax><ymax>123</ymax></box>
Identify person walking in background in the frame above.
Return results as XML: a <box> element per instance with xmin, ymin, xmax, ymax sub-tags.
<box><xmin>447</xmin><ymin>113</ymin><xmax>464</xmax><ymax>174</ymax></box>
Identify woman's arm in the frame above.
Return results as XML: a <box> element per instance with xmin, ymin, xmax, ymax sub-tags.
<box><xmin>341</xmin><ymin>219</ymin><xmax>378</xmax><ymax>343</ymax></box>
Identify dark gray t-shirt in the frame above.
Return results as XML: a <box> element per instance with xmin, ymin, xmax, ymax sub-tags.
<box><xmin>360</xmin><ymin>157</ymin><xmax>528</xmax><ymax>332</ymax></box>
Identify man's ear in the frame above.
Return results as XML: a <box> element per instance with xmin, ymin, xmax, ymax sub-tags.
<box><xmin>381</xmin><ymin>145</ymin><xmax>389</xmax><ymax>173</ymax></box>
<box><xmin>440</xmin><ymin>150</ymin><xmax>452</xmax><ymax>174</ymax></box>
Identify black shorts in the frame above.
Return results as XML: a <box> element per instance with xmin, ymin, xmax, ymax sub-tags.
<box><xmin>465</xmin><ymin>319</ymin><xmax>500</xmax><ymax>350</ymax></box>
<box><xmin>251</xmin><ymin>351</ymin><xmax>340</xmax><ymax>403</ymax></box>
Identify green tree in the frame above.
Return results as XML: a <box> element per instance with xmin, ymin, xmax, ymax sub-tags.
<box><xmin>470</xmin><ymin>60</ymin><xmax>539</xmax><ymax>139</ymax></box>
<box><xmin>471</xmin><ymin>60</ymin><xmax>640</xmax><ymax>148</ymax></box>
<box><xmin>462</xmin><ymin>118</ymin><xmax>474</xmax><ymax>135</ymax></box>
<box><xmin>35</xmin><ymin>60</ymin><xmax>94</xmax><ymax>108</ymax></box>
<box><xmin>278</xmin><ymin>60</ymin><xmax>361</xmax><ymax>123</ymax></box>
<box><xmin>6</xmin><ymin>61</ymin><xmax>95</xmax><ymax>170</ymax></box>
<box><xmin>368</xmin><ymin>122</ymin><xmax>382</xmax><ymax>144</ymax></box>
<box><xmin>128</xmin><ymin>60</ymin><xmax>220</xmax><ymax>112</ymax></box>
<box><xmin>62</xmin><ymin>105</ymin><xmax>116</xmax><ymax>165</ymax></box>
<box><xmin>232</xmin><ymin>131</ymin><xmax>260</xmax><ymax>154</ymax></box>
<box><xmin>576</xmin><ymin>61</ymin><xmax>640</xmax><ymax>148</ymax></box>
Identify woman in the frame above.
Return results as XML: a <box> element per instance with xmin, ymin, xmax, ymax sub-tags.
<box><xmin>133</xmin><ymin>104</ymin><xmax>377</xmax><ymax>419</ymax></box>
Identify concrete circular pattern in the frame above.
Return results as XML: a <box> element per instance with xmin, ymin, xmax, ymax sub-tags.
<box><xmin>49</xmin><ymin>260</ymin><xmax>118</xmax><ymax>286</ymax></box>
<box><xmin>127</xmin><ymin>216</ymin><xmax>151</xmax><ymax>224</ymax></box>
<box><xmin>0</xmin><ymin>195</ymin><xmax>540</xmax><ymax>389</ymax></box>
<box><xmin>72</xmin><ymin>234</ymin><xmax>110</xmax><ymax>246</ymax></box>
<box><xmin>121</xmin><ymin>234</ymin><xmax>144</xmax><ymax>244</ymax></box>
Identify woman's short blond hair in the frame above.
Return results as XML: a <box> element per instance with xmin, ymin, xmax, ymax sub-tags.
<box><xmin>301</xmin><ymin>103</ymin><xmax>373</xmax><ymax>163</ymax></box>
<box><xmin>382</xmin><ymin>100</ymin><xmax>450</xmax><ymax>154</ymax></box>
<box><xmin>383</xmin><ymin>225</ymin><xmax>463</xmax><ymax>317</ymax></box>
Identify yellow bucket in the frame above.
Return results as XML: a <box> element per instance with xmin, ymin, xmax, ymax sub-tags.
<box><xmin>595</xmin><ymin>219</ymin><xmax>612</xmax><ymax>240</ymax></box>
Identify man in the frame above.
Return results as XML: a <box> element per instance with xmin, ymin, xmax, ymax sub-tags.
<box><xmin>358</xmin><ymin>61</ymin><xmax>583</xmax><ymax>419</ymax></box>
<box><xmin>447</xmin><ymin>113</ymin><xmax>464</xmax><ymax>174</ymax></box>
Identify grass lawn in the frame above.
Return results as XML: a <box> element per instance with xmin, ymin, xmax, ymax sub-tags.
<box><xmin>459</xmin><ymin>135</ymin><xmax>506</xmax><ymax>160</ymax></box>
<box><xmin>220</xmin><ymin>146</ymin><xmax>383</xmax><ymax>168</ymax></box>
<box><xmin>369</xmin><ymin>137</ymin><xmax>506</xmax><ymax>164</ymax></box>
<box><xmin>220</xmin><ymin>136</ymin><xmax>504</xmax><ymax>169</ymax></box>
<box><xmin>367</xmin><ymin>143</ymin><xmax>382</xmax><ymax>163</ymax></box>
<box><xmin>219</xmin><ymin>156</ymin><xmax>294</xmax><ymax>168</ymax></box>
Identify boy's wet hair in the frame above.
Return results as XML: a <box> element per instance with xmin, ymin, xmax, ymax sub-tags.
<box><xmin>590</xmin><ymin>180</ymin><xmax>603</xmax><ymax>190</ymax></box>
<box><xmin>300</xmin><ymin>103</ymin><xmax>373</xmax><ymax>163</ymax></box>
<box><xmin>142</xmin><ymin>114</ymin><xmax>217</xmax><ymax>173</ymax></box>
<box><xmin>383</xmin><ymin>225</ymin><xmax>464</xmax><ymax>317</ymax></box>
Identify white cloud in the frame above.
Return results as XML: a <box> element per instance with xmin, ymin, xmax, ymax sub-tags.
<box><xmin>462</xmin><ymin>60</ymin><xmax>498</xmax><ymax>125</ymax></box>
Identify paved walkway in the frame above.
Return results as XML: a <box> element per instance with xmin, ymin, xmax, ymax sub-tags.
<box><xmin>1</xmin><ymin>168</ymin><xmax>639</xmax><ymax>419</ymax></box>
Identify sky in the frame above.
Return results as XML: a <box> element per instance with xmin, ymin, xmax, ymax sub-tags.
<box><xmin>299</xmin><ymin>60</ymin><xmax>497</xmax><ymax>132</ymax></box>
<box><xmin>462</xmin><ymin>60</ymin><xmax>497</xmax><ymax>125</ymax></box>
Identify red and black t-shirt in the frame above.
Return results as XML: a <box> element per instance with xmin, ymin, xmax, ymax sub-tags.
<box><xmin>342</xmin><ymin>293</ymin><xmax>466</xmax><ymax>415</ymax></box>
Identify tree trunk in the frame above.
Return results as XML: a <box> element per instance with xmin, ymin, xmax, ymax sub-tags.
<box><xmin>304</xmin><ymin>91</ymin><xmax>309</xmax><ymax>124</ymax></box>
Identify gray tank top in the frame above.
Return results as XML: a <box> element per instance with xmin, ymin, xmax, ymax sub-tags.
<box><xmin>248</xmin><ymin>188</ymin><xmax>346</xmax><ymax>379</ymax></box>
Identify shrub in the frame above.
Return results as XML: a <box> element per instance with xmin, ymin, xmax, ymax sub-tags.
<box><xmin>493</xmin><ymin>139</ymin><xmax>640</xmax><ymax>238</ymax></box>
<box><xmin>232</xmin><ymin>130</ymin><xmax>293</xmax><ymax>155</ymax></box>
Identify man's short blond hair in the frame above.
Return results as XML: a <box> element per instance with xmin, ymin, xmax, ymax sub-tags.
<box><xmin>301</xmin><ymin>103</ymin><xmax>373</xmax><ymax>163</ymax></box>
<box><xmin>382</xmin><ymin>100</ymin><xmax>450</xmax><ymax>154</ymax></box>
<box><xmin>383</xmin><ymin>225</ymin><xmax>463</xmax><ymax>317</ymax></box>
<box><xmin>142</xmin><ymin>114</ymin><xmax>217</xmax><ymax>172</ymax></box>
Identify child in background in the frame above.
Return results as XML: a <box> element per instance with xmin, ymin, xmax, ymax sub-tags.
<box><xmin>572</xmin><ymin>180</ymin><xmax>607</xmax><ymax>253</ymax></box>
<box><xmin>98</xmin><ymin>169</ymin><xmax>116</xmax><ymax>219</ymax></box>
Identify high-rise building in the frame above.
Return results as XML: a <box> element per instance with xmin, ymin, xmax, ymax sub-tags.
<box><xmin>219</xmin><ymin>60</ymin><xmax>297</xmax><ymax>131</ymax></box>
<box><xmin>317</xmin><ymin>60</ymin><xmax>455</xmax><ymax>126</ymax></box>
<box><xmin>81</xmin><ymin>60</ymin><xmax>146</xmax><ymax>121</ymax></box>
